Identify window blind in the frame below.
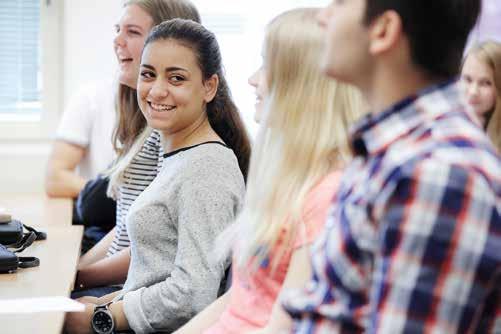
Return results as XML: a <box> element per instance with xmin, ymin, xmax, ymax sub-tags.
<box><xmin>0</xmin><ymin>0</ymin><xmax>40</xmax><ymax>114</ymax></box>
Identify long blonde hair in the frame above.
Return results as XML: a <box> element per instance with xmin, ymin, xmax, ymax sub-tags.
<box><xmin>224</xmin><ymin>8</ymin><xmax>365</xmax><ymax>271</ymax></box>
<box><xmin>465</xmin><ymin>40</ymin><xmax>501</xmax><ymax>152</ymax></box>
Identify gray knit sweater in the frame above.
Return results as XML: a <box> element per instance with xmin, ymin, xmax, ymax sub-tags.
<box><xmin>118</xmin><ymin>142</ymin><xmax>245</xmax><ymax>333</ymax></box>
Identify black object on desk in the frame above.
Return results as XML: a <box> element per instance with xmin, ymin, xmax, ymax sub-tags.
<box><xmin>0</xmin><ymin>219</ymin><xmax>45</xmax><ymax>273</ymax></box>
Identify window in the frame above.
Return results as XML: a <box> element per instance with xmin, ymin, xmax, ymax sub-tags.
<box><xmin>0</xmin><ymin>0</ymin><xmax>41</xmax><ymax>118</ymax></box>
<box><xmin>0</xmin><ymin>0</ymin><xmax>62</xmax><ymax>139</ymax></box>
<box><xmin>191</xmin><ymin>0</ymin><xmax>328</xmax><ymax>136</ymax></box>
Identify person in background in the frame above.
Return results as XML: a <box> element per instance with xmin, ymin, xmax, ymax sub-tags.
<box><xmin>45</xmin><ymin>77</ymin><xmax>115</xmax><ymax>253</ymax></box>
<box><xmin>462</xmin><ymin>40</ymin><xmax>501</xmax><ymax>152</ymax></box>
<box><xmin>71</xmin><ymin>0</ymin><xmax>202</xmax><ymax>298</ymax></box>
<box><xmin>45</xmin><ymin>78</ymin><xmax>116</xmax><ymax>198</ymax></box>
<box><xmin>282</xmin><ymin>0</ymin><xmax>500</xmax><ymax>333</ymax></box>
<box><xmin>65</xmin><ymin>18</ymin><xmax>251</xmax><ymax>334</ymax></box>
<box><xmin>175</xmin><ymin>8</ymin><xmax>365</xmax><ymax>334</ymax></box>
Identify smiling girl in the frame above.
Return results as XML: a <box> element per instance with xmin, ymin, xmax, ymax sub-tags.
<box><xmin>65</xmin><ymin>19</ymin><xmax>251</xmax><ymax>334</ymax></box>
<box><xmin>73</xmin><ymin>0</ymin><xmax>203</xmax><ymax>298</ymax></box>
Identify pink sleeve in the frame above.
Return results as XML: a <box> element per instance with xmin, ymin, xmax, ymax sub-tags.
<box><xmin>293</xmin><ymin>172</ymin><xmax>341</xmax><ymax>249</ymax></box>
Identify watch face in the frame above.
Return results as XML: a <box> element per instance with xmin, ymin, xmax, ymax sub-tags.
<box><xmin>91</xmin><ymin>309</ymin><xmax>114</xmax><ymax>334</ymax></box>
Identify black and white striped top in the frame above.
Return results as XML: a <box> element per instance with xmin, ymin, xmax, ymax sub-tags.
<box><xmin>106</xmin><ymin>130</ymin><xmax>163</xmax><ymax>256</ymax></box>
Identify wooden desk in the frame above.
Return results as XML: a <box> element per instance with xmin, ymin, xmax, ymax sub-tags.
<box><xmin>0</xmin><ymin>195</ymin><xmax>80</xmax><ymax>334</ymax></box>
<box><xmin>0</xmin><ymin>194</ymin><xmax>72</xmax><ymax>228</ymax></box>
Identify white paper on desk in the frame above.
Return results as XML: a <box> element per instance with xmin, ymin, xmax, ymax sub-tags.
<box><xmin>0</xmin><ymin>296</ymin><xmax>85</xmax><ymax>314</ymax></box>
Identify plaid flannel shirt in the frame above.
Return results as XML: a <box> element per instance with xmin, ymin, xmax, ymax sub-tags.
<box><xmin>282</xmin><ymin>81</ymin><xmax>501</xmax><ymax>333</ymax></box>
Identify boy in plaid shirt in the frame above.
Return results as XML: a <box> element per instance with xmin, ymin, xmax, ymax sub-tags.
<box><xmin>282</xmin><ymin>0</ymin><xmax>500</xmax><ymax>333</ymax></box>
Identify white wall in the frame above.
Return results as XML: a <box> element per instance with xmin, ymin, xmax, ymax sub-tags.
<box><xmin>63</xmin><ymin>0</ymin><xmax>120</xmax><ymax>105</ymax></box>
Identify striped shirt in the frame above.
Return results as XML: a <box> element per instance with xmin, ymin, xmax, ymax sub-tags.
<box><xmin>107</xmin><ymin>130</ymin><xmax>163</xmax><ymax>256</ymax></box>
<box><xmin>282</xmin><ymin>81</ymin><xmax>501</xmax><ymax>333</ymax></box>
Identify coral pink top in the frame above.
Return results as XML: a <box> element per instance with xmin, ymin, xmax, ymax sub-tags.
<box><xmin>204</xmin><ymin>171</ymin><xmax>341</xmax><ymax>333</ymax></box>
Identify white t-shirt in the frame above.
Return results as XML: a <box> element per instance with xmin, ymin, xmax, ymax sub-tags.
<box><xmin>56</xmin><ymin>80</ymin><xmax>117</xmax><ymax>180</ymax></box>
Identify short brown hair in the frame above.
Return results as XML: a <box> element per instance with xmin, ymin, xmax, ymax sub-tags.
<box><xmin>364</xmin><ymin>0</ymin><xmax>481</xmax><ymax>79</ymax></box>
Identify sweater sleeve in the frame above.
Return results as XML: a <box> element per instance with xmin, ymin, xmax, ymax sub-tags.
<box><xmin>123</xmin><ymin>158</ymin><xmax>243</xmax><ymax>333</ymax></box>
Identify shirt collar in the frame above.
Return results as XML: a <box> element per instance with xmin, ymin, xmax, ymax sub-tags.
<box><xmin>349</xmin><ymin>79</ymin><xmax>472</xmax><ymax>157</ymax></box>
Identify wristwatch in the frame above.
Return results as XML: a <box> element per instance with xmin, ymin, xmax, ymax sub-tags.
<box><xmin>91</xmin><ymin>301</ymin><xmax>115</xmax><ymax>334</ymax></box>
